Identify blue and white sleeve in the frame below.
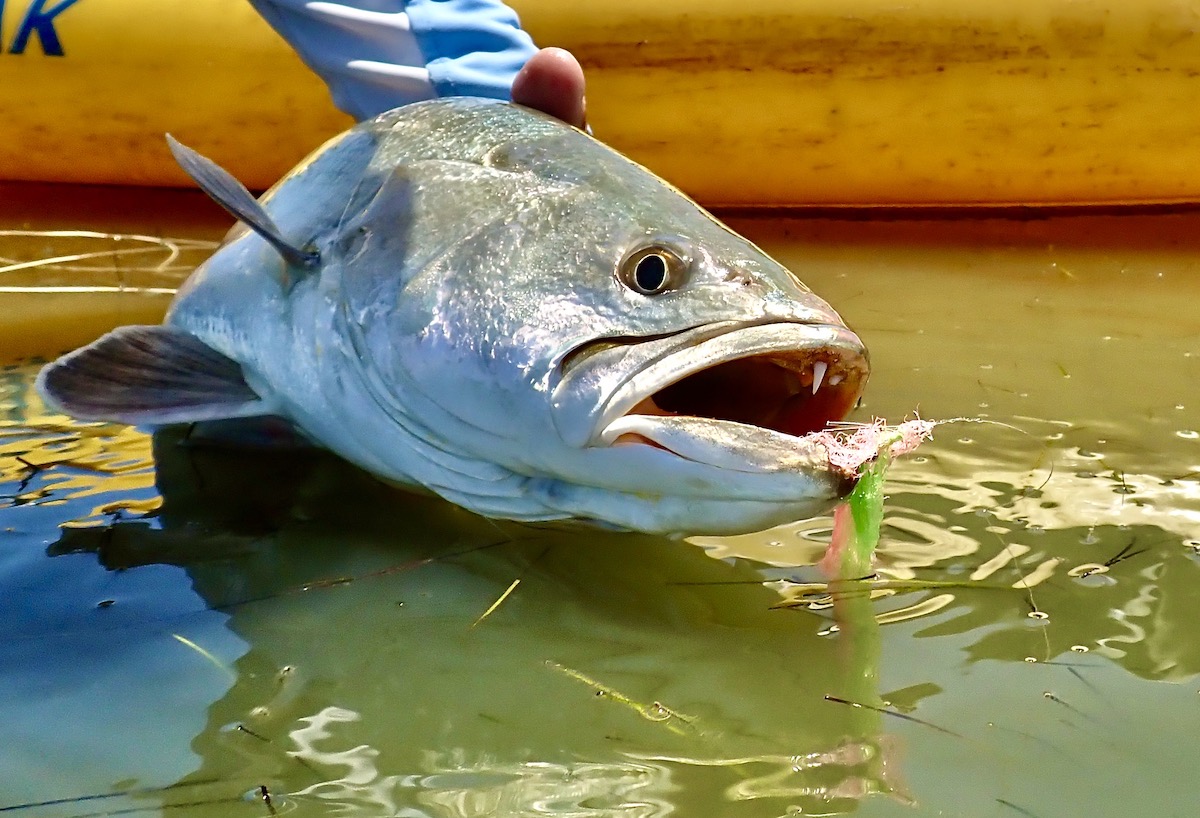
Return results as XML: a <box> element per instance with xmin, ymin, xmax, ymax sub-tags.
<box><xmin>248</xmin><ymin>0</ymin><xmax>539</xmax><ymax>121</ymax></box>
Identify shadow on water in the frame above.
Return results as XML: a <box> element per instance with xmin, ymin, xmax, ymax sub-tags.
<box><xmin>26</xmin><ymin>423</ymin><xmax>906</xmax><ymax>816</ymax></box>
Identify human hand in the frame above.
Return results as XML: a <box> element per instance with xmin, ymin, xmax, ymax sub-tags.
<box><xmin>511</xmin><ymin>47</ymin><xmax>587</xmax><ymax>130</ymax></box>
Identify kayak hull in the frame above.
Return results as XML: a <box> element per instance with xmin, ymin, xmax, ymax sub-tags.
<box><xmin>2</xmin><ymin>0</ymin><xmax>1200</xmax><ymax>206</ymax></box>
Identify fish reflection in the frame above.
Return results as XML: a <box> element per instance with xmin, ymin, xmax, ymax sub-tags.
<box><xmin>46</xmin><ymin>424</ymin><xmax>907</xmax><ymax>816</ymax></box>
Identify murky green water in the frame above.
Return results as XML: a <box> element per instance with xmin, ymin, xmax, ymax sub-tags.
<box><xmin>1</xmin><ymin>192</ymin><xmax>1198</xmax><ymax>817</ymax></box>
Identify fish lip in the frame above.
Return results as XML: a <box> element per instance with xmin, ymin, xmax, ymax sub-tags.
<box><xmin>588</xmin><ymin>321</ymin><xmax>869</xmax><ymax>467</ymax></box>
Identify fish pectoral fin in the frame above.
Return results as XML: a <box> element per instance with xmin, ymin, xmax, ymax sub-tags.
<box><xmin>36</xmin><ymin>325</ymin><xmax>272</xmax><ymax>426</ymax></box>
<box><xmin>166</xmin><ymin>134</ymin><xmax>318</xmax><ymax>269</ymax></box>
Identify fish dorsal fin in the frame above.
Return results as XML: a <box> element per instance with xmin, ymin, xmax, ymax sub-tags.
<box><xmin>36</xmin><ymin>326</ymin><xmax>272</xmax><ymax>426</ymax></box>
<box><xmin>166</xmin><ymin>134</ymin><xmax>318</xmax><ymax>269</ymax></box>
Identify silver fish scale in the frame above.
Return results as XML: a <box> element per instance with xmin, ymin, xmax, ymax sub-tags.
<box><xmin>160</xmin><ymin>97</ymin><xmax>862</xmax><ymax>534</ymax></box>
<box><xmin>368</xmin><ymin>96</ymin><xmax>566</xmax><ymax>168</ymax></box>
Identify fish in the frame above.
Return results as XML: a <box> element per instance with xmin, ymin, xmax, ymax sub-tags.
<box><xmin>37</xmin><ymin>97</ymin><xmax>869</xmax><ymax>536</ymax></box>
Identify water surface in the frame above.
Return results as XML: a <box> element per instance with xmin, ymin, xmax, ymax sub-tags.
<box><xmin>1</xmin><ymin>190</ymin><xmax>1198</xmax><ymax>817</ymax></box>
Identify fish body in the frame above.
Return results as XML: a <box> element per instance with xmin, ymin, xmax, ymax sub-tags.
<box><xmin>39</xmin><ymin>98</ymin><xmax>868</xmax><ymax>535</ymax></box>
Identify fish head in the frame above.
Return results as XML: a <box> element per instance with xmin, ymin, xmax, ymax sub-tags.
<box><xmin>536</xmin><ymin>176</ymin><xmax>870</xmax><ymax>535</ymax></box>
<box><xmin>330</xmin><ymin>100</ymin><xmax>868</xmax><ymax>535</ymax></box>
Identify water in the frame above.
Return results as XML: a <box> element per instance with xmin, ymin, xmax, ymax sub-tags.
<box><xmin>1</xmin><ymin>189</ymin><xmax>1198</xmax><ymax>817</ymax></box>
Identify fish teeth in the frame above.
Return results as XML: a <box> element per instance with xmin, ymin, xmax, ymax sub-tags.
<box><xmin>811</xmin><ymin>361</ymin><xmax>828</xmax><ymax>395</ymax></box>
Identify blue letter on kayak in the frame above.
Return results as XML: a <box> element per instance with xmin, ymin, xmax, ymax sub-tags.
<box><xmin>10</xmin><ymin>0</ymin><xmax>82</xmax><ymax>56</ymax></box>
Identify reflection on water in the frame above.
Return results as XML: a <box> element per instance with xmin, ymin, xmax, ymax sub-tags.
<box><xmin>3</xmin><ymin>401</ymin><xmax>903</xmax><ymax>816</ymax></box>
<box><xmin>1</xmin><ymin>206</ymin><xmax>1199</xmax><ymax>816</ymax></box>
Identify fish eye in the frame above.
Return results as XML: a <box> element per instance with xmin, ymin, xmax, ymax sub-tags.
<box><xmin>619</xmin><ymin>245</ymin><xmax>688</xmax><ymax>295</ymax></box>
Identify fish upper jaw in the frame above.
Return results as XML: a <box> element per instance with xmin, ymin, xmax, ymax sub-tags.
<box><xmin>553</xmin><ymin>321</ymin><xmax>869</xmax><ymax>484</ymax></box>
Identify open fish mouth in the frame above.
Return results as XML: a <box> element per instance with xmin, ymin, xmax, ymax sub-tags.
<box><xmin>583</xmin><ymin>323</ymin><xmax>869</xmax><ymax>472</ymax></box>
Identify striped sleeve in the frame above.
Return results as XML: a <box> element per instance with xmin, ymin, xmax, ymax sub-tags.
<box><xmin>248</xmin><ymin>0</ymin><xmax>537</xmax><ymax>121</ymax></box>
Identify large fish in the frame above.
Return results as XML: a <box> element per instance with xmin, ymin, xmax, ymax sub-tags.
<box><xmin>38</xmin><ymin>98</ymin><xmax>869</xmax><ymax>536</ymax></box>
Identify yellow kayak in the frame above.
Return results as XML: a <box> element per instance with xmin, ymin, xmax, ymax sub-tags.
<box><xmin>3</xmin><ymin>0</ymin><xmax>1200</xmax><ymax>206</ymax></box>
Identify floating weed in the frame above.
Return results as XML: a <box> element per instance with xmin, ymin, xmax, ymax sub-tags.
<box><xmin>996</xmin><ymin>798</ymin><xmax>1043</xmax><ymax>818</ymax></box>
<box><xmin>471</xmin><ymin>578</ymin><xmax>521</xmax><ymax>629</ymax></box>
<box><xmin>772</xmin><ymin>578</ymin><xmax>1009</xmax><ymax>609</ymax></box>
<box><xmin>545</xmin><ymin>660</ymin><xmax>701</xmax><ymax>737</ymax></box>
<box><xmin>471</xmin><ymin>544</ymin><xmax>549</xmax><ymax>628</ymax></box>
<box><xmin>171</xmin><ymin>633</ymin><xmax>236</xmax><ymax>682</ymax></box>
<box><xmin>0</xmin><ymin>777</ymin><xmax>237</xmax><ymax>816</ymax></box>
<box><xmin>823</xmin><ymin>695</ymin><xmax>963</xmax><ymax>738</ymax></box>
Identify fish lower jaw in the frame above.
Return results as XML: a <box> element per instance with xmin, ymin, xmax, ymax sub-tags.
<box><xmin>600</xmin><ymin>413</ymin><xmax>835</xmax><ymax>476</ymax></box>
